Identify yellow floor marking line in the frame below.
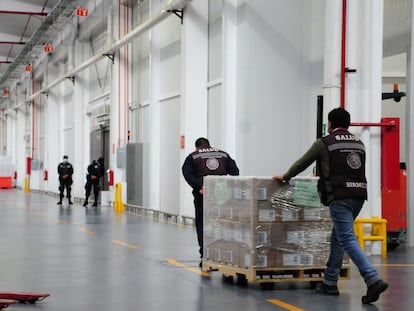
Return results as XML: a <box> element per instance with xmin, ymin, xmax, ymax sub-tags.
<box><xmin>267</xmin><ymin>299</ymin><xmax>305</xmax><ymax>311</ymax></box>
<box><xmin>112</xmin><ymin>240</ymin><xmax>140</xmax><ymax>250</ymax></box>
<box><xmin>80</xmin><ymin>228</ymin><xmax>96</xmax><ymax>235</ymax></box>
<box><xmin>374</xmin><ymin>263</ymin><xmax>414</xmax><ymax>267</ymax></box>
<box><xmin>167</xmin><ymin>258</ymin><xmax>211</xmax><ymax>277</ymax></box>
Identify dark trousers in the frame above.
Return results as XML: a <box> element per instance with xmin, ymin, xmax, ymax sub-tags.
<box><xmin>193</xmin><ymin>192</ymin><xmax>203</xmax><ymax>259</ymax></box>
<box><xmin>59</xmin><ymin>180</ymin><xmax>72</xmax><ymax>201</ymax></box>
<box><xmin>85</xmin><ymin>180</ymin><xmax>100</xmax><ymax>203</ymax></box>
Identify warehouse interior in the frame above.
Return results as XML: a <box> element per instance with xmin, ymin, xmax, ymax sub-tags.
<box><xmin>0</xmin><ymin>0</ymin><xmax>413</xmax><ymax>310</ymax></box>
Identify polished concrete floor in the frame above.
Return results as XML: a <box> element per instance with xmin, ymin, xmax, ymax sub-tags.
<box><xmin>0</xmin><ymin>189</ymin><xmax>411</xmax><ymax>310</ymax></box>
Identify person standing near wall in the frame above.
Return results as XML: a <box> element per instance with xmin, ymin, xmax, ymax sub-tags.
<box><xmin>182</xmin><ymin>138</ymin><xmax>240</xmax><ymax>267</ymax></box>
<box><xmin>273</xmin><ymin>107</ymin><xmax>388</xmax><ymax>304</ymax></box>
<box><xmin>83</xmin><ymin>158</ymin><xmax>104</xmax><ymax>207</ymax></box>
<box><xmin>57</xmin><ymin>155</ymin><xmax>74</xmax><ymax>205</ymax></box>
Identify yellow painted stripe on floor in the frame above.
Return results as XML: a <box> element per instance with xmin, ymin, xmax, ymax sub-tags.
<box><xmin>80</xmin><ymin>228</ymin><xmax>96</xmax><ymax>235</ymax></box>
<box><xmin>167</xmin><ymin>258</ymin><xmax>211</xmax><ymax>277</ymax></box>
<box><xmin>112</xmin><ymin>240</ymin><xmax>139</xmax><ymax>249</ymax></box>
<box><xmin>374</xmin><ymin>263</ymin><xmax>414</xmax><ymax>267</ymax></box>
<box><xmin>267</xmin><ymin>299</ymin><xmax>305</xmax><ymax>311</ymax></box>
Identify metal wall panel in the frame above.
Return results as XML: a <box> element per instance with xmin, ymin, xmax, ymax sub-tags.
<box><xmin>126</xmin><ymin>143</ymin><xmax>143</xmax><ymax>206</ymax></box>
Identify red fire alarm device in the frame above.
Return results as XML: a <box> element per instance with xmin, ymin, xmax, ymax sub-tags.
<box><xmin>25</xmin><ymin>65</ymin><xmax>33</xmax><ymax>72</ymax></box>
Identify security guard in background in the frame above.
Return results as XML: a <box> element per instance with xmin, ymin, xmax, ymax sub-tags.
<box><xmin>83</xmin><ymin>158</ymin><xmax>104</xmax><ymax>207</ymax></box>
<box><xmin>57</xmin><ymin>155</ymin><xmax>74</xmax><ymax>205</ymax></box>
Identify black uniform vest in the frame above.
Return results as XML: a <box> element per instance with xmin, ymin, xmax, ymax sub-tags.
<box><xmin>191</xmin><ymin>147</ymin><xmax>228</xmax><ymax>184</ymax></box>
<box><xmin>322</xmin><ymin>129</ymin><xmax>368</xmax><ymax>202</ymax></box>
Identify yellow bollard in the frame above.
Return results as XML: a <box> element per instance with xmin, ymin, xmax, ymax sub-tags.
<box><xmin>114</xmin><ymin>182</ymin><xmax>124</xmax><ymax>213</ymax></box>
<box><xmin>24</xmin><ymin>176</ymin><xmax>30</xmax><ymax>193</ymax></box>
<box><xmin>354</xmin><ymin>216</ymin><xmax>387</xmax><ymax>258</ymax></box>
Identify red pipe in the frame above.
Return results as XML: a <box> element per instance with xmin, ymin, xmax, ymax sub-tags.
<box><xmin>340</xmin><ymin>0</ymin><xmax>347</xmax><ymax>108</ymax></box>
<box><xmin>351</xmin><ymin>122</ymin><xmax>395</xmax><ymax>128</ymax></box>
<box><xmin>32</xmin><ymin>71</ymin><xmax>35</xmax><ymax>159</ymax></box>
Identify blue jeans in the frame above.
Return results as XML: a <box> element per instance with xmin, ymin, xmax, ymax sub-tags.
<box><xmin>324</xmin><ymin>199</ymin><xmax>380</xmax><ymax>287</ymax></box>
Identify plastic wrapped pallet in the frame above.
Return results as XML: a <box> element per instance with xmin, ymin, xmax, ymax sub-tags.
<box><xmin>203</xmin><ymin>176</ymin><xmax>337</xmax><ymax>268</ymax></box>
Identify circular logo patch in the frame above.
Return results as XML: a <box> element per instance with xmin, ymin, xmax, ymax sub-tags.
<box><xmin>206</xmin><ymin>158</ymin><xmax>220</xmax><ymax>170</ymax></box>
<box><xmin>347</xmin><ymin>152</ymin><xmax>362</xmax><ymax>169</ymax></box>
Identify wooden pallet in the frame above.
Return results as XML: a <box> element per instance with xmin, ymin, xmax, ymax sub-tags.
<box><xmin>202</xmin><ymin>259</ymin><xmax>350</xmax><ymax>285</ymax></box>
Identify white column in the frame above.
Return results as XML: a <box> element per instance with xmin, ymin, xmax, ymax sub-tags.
<box><xmin>323</xmin><ymin>0</ymin><xmax>342</xmax><ymax>124</ymax></box>
<box><xmin>180</xmin><ymin>0</ymin><xmax>208</xmax><ymax>217</ymax></box>
<box><xmin>222</xmin><ymin>0</ymin><xmax>237</xmax><ymax>156</ymax></box>
<box><xmin>406</xmin><ymin>6</ymin><xmax>414</xmax><ymax>246</ymax></box>
<box><xmin>150</xmin><ymin>0</ymin><xmax>161</xmax><ymax>210</ymax></box>
<box><xmin>346</xmin><ymin>0</ymin><xmax>383</xmax><ymax>218</ymax></box>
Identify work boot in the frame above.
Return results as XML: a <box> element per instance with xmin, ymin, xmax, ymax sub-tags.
<box><xmin>362</xmin><ymin>280</ymin><xmax>388</xmax><ymax>304</ymax></box>
<box><xmin>83</xmin><ymin>200</ymin><xmax>88</xmax><ymax>207</ymax></box>
<box><xmin>68</xmin><ymin>199</ymin><xmax>73</xmax><ymax>205</ymax></box>
<box><xmin>92</xmin><ymin>202</ymin><xmax>97</xmax><ymax>207</ymax></box>
<box><xmin>316</xmin><ymin>283</ymin><xmax>340</xmax><ymax>295</ymax></box>
<box><xmin>57</xmin><ymin>201</ymin><xmax>62</xmax><ymax>205</ymax></box>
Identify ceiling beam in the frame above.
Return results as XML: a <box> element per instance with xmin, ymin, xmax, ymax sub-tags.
<box><xmin>0</xmin><ymin>41</ymin><xmax>26</xmax><ymax>45</ymax></box>
<box><xmin>0</xmin><ymin>10</ymin><xmax>48</xmax><ymax>16</ymax></box>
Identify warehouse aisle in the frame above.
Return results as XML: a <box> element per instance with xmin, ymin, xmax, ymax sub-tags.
<box><xmin>0</xmin><ymin>189</ymin><xmax>411</xmax><ymax>311</ymax></box>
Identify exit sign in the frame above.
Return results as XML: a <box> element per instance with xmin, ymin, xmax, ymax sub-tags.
<box><xmin>76</xmin><ymin>7</ymin><xmax>88</xmax><ymax>16</ymax></box>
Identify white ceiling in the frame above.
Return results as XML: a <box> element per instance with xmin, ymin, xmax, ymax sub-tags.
<box><xmin>0</xmin><ymin>0</ymin><xmax>411</xmax><ymax>91</ymax></box>
<box><xmin>0</xmin><ymin>1</ymin><xmax>60</xmax><ymax>77</ymax></box>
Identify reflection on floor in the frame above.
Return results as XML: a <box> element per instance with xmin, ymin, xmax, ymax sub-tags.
<box><xmin>0</xmin><ymin>189</ymin><xmax>411</xmax><ymax>311</ymax></box>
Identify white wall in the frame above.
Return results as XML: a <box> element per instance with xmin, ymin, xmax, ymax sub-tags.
<box><xmin>2</xmin><ymin>0</ymin><xmax>407</xmax><ymax>225</ymax></box>
<box><xmin>235</xmin><ymin>0</ymin><xmax>325</xmax><ymax>176</ymax></box>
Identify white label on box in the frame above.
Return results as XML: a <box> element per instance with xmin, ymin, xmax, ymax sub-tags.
<box><xmin>233</xmin><ymin>229</ymin><xmax>242</xmax><ymax>242</ymax></box>
<box><xmin>226</xmin><ymin>207</ymin><xmax>233</xmax><ymax>220</ymax></box>
<box><xmin>257</xmin><ymin>231</ymin><xmax>268</xmax><ymax>244</ymax></box>
<box><xmin>209</xmin><ymin>207</ymin><xmax>220</xmax><ymax>218</ymax></box>
<box><xmin>214</xmin><ymin>248</ymin><xmax>221</xmax><ymax>261</ymax></box>
<box><xmin>283</xmin><ymin>254</ymin><xmax>314</xmax><ymax>266</ymax></box>
<box><xmin>233</xmin><ymin>187</ymin><xmax>242</xmax><ymax>199</ymax></box>
<box><xmin>243</xmin><ymin>189</ymin><xmax>252</xmax><ymax>200</ymax></box>
<box><xmin>304</xmin><ymin>208</ymin><xmax>321</xmax><ymax>220</ymax></box>
<box><xmin>287</xmin><ymin>231</ymin><xmax>305</xmax><ymax>244</ymax></box>
<box><xmin>257</xmin><ymin>254</ymin><xmax>268</xmax><ymax>267</ymax></box>
<box><xmin>244</xmin><ymin>253</ymin><xmax>252</xmax><ymax>267</ymax></box>
<box><xmin>281</xmin><ymin>209</ymin><xmax>299</xmax><ymax>221</ymax></box>
<box><xmin>257</xmin><ymin>188</ymin><xmax>268</xmax><ymax>200</ymax></box>
<box><xmin>224</xmin><ymin>250</ymin><xmax>233</xmax><ymax>263</ymax></box>
<box><xmin>259</xmin><ymin>209</ymin><xmax>276</xmax><ymax>222</ymax></box>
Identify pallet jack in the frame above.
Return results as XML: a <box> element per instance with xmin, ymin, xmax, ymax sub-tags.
<box><xmin>0</xmin><ymin>292</ymin><xmax>49</xmax><ymax>309</ymax></box>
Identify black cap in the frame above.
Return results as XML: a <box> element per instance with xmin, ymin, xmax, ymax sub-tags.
<box><xmin>63</xmin><ymin>155</ymin><xmax>68</xmax><ymax>159</ymax></box>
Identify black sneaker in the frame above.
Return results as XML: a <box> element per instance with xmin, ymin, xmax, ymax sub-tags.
<box><xmin>316</xmin><ymin>283</ymin><xmax>339</xmax><ymax>295</ymax></box>
<box><xmin>68</xmin><ymin>200</ymin><xmax>73</xmax><ymax>205</ymax></box>
<box><xmin>83</xmin><ymin>201</ymin><xmax>88</xmax><ymax>207</ymax></box>
<box><xmin>57</xmin><ymin>201</ymin><xmax>62</xmax><ymax>205</ymax></box>
<box><xmin>92</xmin><ymin>202</ymin><xmax>97</xmax><ymax>207</ymax></box>
<box><xmin>362</xmin><ymin>280</ymin><xmax>388</xmax><ymax>304</ymax></box>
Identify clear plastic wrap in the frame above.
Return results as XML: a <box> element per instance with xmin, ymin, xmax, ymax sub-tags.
<box><xmin>203</xmin><ymin>176</ymin><xmax>339</xmax><ymax>268</ymax></box>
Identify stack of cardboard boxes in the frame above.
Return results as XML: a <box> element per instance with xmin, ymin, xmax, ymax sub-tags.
<box><xmin>203</xmin><ymin>176</ymin><xmax>337</xmax><ymax>269</ymax></box>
